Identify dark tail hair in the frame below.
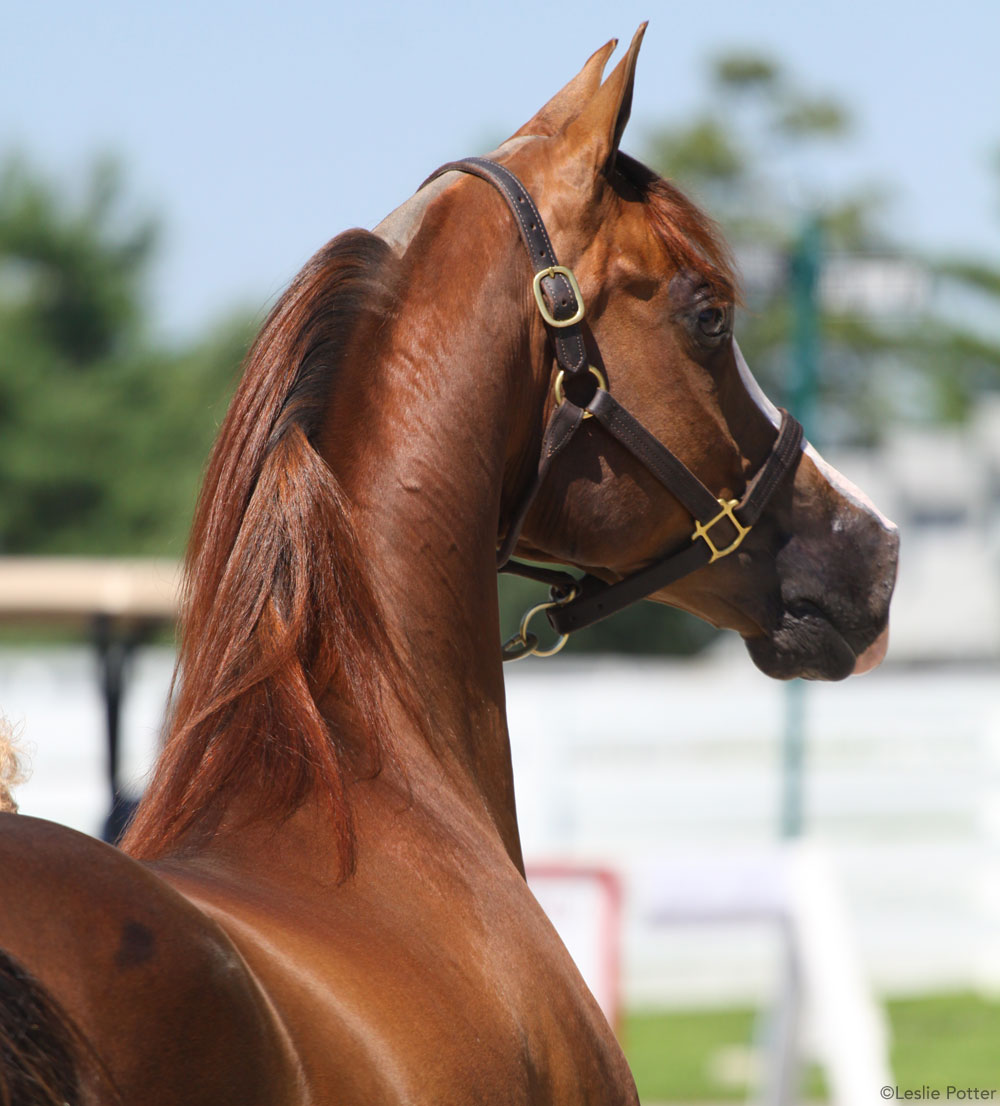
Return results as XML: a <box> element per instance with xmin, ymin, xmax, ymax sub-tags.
<box><xmin>0</xmin><ymin>949</ymin><xmax>118</xmax><ymax>1106</ymax></box>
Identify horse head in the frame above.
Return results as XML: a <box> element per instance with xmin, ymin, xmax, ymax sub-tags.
<box><xmin>488</xmin><ymin>26</ymin><xmax>898</xmax><ymax>681</ymax></box>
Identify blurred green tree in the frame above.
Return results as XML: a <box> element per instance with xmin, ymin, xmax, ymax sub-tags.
<box><xmin>0</xmin><ymin>155</ymin><xmax>249</xmax><ymax>555</ymax></box>
<box><xmin>644</xmin><ymin>51</ymin><xmax>1000</xmax><ymax>440</ymax></box>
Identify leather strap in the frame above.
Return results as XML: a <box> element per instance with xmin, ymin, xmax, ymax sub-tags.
<box><xmin>500</xmin><ymin>560</ymin><xmax>578</xmax><ymax>593</ymax></box>
<box><xmin>425</xmin><ymin>158</ymin><xmax>588</xmax><ymax>376</ymax></box>
<box><xmin>496</xmin><ymin>398</ymin><xmax>585</xmax><ymax>567</ymax></box>
<box><xmin>736</xmin><ymin>408</ymin><xmax>805</xmax><ymax>524</ymax></box>
<box><xmin>587</xmin><ymin>389</ymin><xmax>724</xmax><ymax>523</ymax></box>
<box><xmin>548</xmin><ymin>410</ymin><xmax>803</xmax><ymax>635</ymax></box>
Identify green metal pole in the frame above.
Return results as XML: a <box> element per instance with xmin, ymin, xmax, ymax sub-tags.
<box><xmin>788</xmin><ymin>216</ymin><xmax>823</xmax><ymax>423</ymax></box>
<box><xmin>781</xmin><ymin>215</ymin><xmax>822</xmax><ymax>840</ymax></box>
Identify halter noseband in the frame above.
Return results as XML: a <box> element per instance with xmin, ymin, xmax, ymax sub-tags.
<box><xmin>424</xmin><ymin>157</ymin><xmax>804</xmax><ymax>661</ymax></box>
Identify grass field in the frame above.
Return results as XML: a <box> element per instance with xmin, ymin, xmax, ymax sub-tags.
<box><xmin>624</xmin><ymin>993</ymin><xmax>1000</xmax><ymax>1103</ymax></box>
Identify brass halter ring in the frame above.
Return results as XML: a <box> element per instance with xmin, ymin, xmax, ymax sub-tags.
<box><xmin>553</xmin><ymin>365</ymin><xmax>607</xmax><ymax>419</ymax></box>
<box><xmin>501</xmin><ymin>585</ymin><xmax>579</xmax><ymax>662</ymax></box>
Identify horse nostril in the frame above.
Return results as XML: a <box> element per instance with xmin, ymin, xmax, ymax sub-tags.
<box><xmin>786</xmin><ymin>598</ymin><xmax>828</xmax><ymax>624</ymax></box>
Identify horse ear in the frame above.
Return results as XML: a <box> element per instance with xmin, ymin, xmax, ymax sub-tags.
<box><xmin>511</xmin><ymin>39</ymin><xmax>619</xmax><ymax>138</ymax></box>
<box><xmin>563</xmin><ymin>23</ymin><xmax>647</xmax><ymax>172</ymax></box>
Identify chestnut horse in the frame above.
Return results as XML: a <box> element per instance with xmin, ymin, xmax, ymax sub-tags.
<box><xmin>0</xmin><ymin>27</ymin><xmax>897</xmax><ymax>1106</ymax></box>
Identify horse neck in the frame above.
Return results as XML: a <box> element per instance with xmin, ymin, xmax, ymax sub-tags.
<box><xmin>320</xmin><ymin>215</ymin><xmax>543</xmax><ymax>867</ymax></box>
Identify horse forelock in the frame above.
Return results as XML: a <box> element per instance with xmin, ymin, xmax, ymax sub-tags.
<box><xmin>121</xmin><ymin>230</ymin><xmax>404</xmax><ymax>876</ymax></box>
<box><xmin>614</xmin><ymin>151</ymin><xmax>739</xmax><ymax>304</ymax></box>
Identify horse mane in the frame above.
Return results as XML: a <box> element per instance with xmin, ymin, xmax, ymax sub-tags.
<box><xmin>615</xmin><ymin>151</ymin><xmax>739</xmax><ymax>303</ymax></box>
<box><xmin>122</xmin><ymin>229</ymin><xmax>400</xmax><ymax>876</ymax></box>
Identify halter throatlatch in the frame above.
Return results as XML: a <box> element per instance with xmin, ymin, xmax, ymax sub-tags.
<box><xmin>424</xmin><ymin>157</ymin><xmax>804</xmax><ymax>661</ymax></box>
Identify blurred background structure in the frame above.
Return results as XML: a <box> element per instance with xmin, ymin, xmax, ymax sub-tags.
<box><xmin>2</xmin><ymin>1</ymin><xmax>999</xmax><ymax>1101</ymax></box>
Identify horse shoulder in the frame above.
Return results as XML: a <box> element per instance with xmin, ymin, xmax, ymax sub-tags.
<box><xmin>150</xmin><ymin>820</ymin><xmax>637</xmax><ymax>1106</ymax></box>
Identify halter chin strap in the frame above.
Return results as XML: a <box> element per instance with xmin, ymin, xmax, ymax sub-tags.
<box><xmin>424</xmin><ymin>157</ymin><xmax>804</xmax><ymax>661</ymax></box>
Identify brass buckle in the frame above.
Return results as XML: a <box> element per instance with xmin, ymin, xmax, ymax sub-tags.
<box><xmin>501</xmin><ymin>585</ymin><xmax>578</xmax><ymax>661</ymax></box>
<box><xmin>531</xmin><ymin>265</ymin><xmax>585</xmax><ymax>328</ymax></box>
<box><xmin>691</xmin><ymin>499</ymin><xmax>751</xmax><ymax>563</ymax></box>
<box><xmin>553</xmin><ymin>365</ymin><xmax>607</xmax><ymax>419</ymax></box>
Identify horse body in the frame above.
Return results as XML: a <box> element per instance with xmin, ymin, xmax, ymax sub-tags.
<box><xmin>153</xmin><ymin>787</ymin><xmax>632</xmax><ymax>1105</ymax></box>
<box><xmin>1</xmin><ymin>27</ymin><xmax>896</xmax><ymax>1105</ymax></box>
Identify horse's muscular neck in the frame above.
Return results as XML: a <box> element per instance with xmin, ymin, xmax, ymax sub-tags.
<box><xmin>323</xmin><ymin>184</ymin><xmax>544</xmax><ymax>869</ymax></box>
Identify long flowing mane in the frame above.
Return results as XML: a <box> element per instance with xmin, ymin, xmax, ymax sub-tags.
<box><xmin>122</xmin><ymin>230</ymin><xmax>401</xmax><ymax>874</ymax></box>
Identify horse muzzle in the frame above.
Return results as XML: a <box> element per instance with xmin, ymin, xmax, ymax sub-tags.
<box><xmin>745</xmin><ymin>504</ymin><xmax>899</xmax><ymax>682</ymax></box>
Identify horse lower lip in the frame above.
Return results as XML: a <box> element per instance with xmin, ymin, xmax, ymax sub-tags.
<box><xmin>788</xmin><ymin>600</ymin><xmax>889</xmax><ymax>675</ymax></box>
<box><xmin>852</xmin><ymin>625</ymin><xmax>889</xmax><ymax>675</ymax></box>
<box><xmin>780</xmin><ymin>601</ymin><xmax>890</xmax><ymax>679</ymax></box>
<box><xmin>746</xmin><ymin>599</ymin><xmax>871</xmax><ymax>681</ymax></box>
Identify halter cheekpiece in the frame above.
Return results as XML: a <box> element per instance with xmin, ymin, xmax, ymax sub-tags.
<box><xmin>424</xmin><ymin>157</ymin><xmax>804</xmax><ymax>661</ymax></box>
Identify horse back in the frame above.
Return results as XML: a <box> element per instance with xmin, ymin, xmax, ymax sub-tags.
<box><xmin>0</xmin><ymin>813</ymin><xmax>299</xmax><ymax>1106</ymax></box>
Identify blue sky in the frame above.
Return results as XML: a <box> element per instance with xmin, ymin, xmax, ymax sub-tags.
<box><xmin>5</xmin><ymin>0</ymin><xmax>998</xmax><ymax>340</ymax></box>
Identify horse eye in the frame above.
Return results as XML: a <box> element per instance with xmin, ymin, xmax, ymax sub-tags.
<box><xmin>697</xmin><ymin>306</ymin><xmax>728</xmax><ymax>337</ymax></box>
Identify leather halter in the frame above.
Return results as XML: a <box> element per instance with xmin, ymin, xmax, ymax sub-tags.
<box><xmin>424</xmin><ymin>157</ymin><xmax>804</xmax><ymax>661</ymax></box>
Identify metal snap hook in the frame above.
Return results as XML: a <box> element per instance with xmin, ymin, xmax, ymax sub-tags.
<box><xmin>500</xmin><ymin>584</ymin><xmax>578</xmax><ymax>661</ymax></box>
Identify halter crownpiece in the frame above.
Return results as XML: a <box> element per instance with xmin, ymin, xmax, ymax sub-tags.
<box><xmin>423</xmin><ymin>157</ymin><xmax>804</xmax><ymax>661</ymax></box>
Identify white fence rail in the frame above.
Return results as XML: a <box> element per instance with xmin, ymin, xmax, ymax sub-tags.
<box><xmin>2</xmin><ymin>642</ymin><xmax>997</xmax><ymax>1007</ymax></box>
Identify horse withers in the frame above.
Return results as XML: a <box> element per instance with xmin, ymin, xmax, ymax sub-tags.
<box><xmin>0</xmin><ymin>26</ymin><xmax>896</xmax><ymax>1106</ymax></box>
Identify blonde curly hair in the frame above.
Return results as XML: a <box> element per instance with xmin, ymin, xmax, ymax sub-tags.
<box><xmin>0</xmin><ymin>717</ymin><xmax>26</xmax><ymax>814</ymax></box>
